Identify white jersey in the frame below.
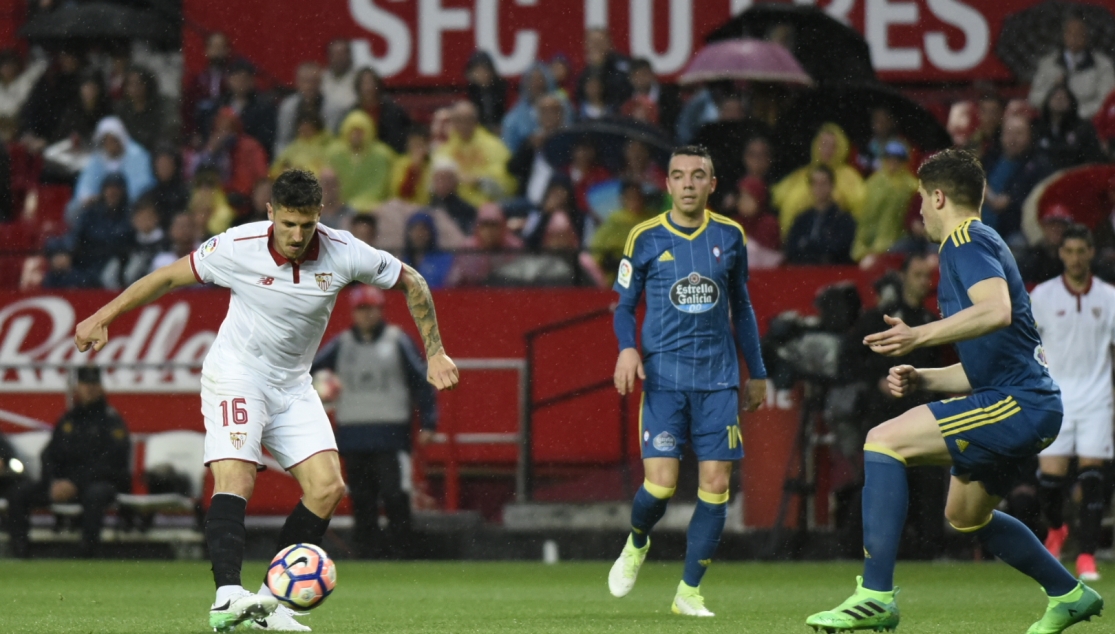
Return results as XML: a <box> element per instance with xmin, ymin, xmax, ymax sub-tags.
<box><xmin>190</xmin><ymin>221</ymin><xmax>402</xmax><ymax>386</ymax></box>
<box><xmin>1030</xmin><ymin>275</ymin><xmax>1115</xmax><ymax>419</ymax></box>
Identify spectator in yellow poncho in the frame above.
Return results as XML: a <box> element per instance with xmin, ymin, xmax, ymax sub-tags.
<box><xmin>851</xmin><ymin>141</ymin><xmax>919</xmax><ymax>261</ymax></box>
<box><xmin>772</xmin><ymin>122</ymin><xmax>866</xmax><ymax>235</ymax></box>
<box><xmin>188</xmin><ymin>167</ymin><xmax>236</xmax><ymax>238</ymax></box>
<box><xmin>327</xmin><ymin>110</ymin><xmax>397</xmax><ymax>212</ymax></box>
<box><xmin>390</xmin><ymin>126</ymin><xmax>432</xmax><ymax>205</ymax></box>
<box><xmin>270</xmin><ymin>110</ymin><xmax>332</xmax><ymax>178</ymax></box>
<box><xmin>590</xmin><ymin>179</ymin><xmax>659</xmax><ymax>285</ymax></box>
<box><xmin>432</xmin><ymin>100</ymin><xmax>515</xmax><ymax>207</ymax></box>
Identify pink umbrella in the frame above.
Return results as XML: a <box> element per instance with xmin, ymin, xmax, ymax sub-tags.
<box><xmin>679</xmin><ymin>39</ymin><xmax>813</xmax><ymax>86</ymax></box>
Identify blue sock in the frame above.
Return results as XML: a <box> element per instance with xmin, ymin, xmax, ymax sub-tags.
<box><xmin>682</xmin><ymin>490</ymin><xmax>728</xmax><ymax>587</ymax></box>
<box><xmin>972</xmin><ymin>510</ymin><xmax>1078</xmax><ymax>596</ymax></box>
<box><xmin>630</xmin><ymin>479</ymin><xmax>673</xmax><ymax>548</ymax></box>
<box><xmin>861</xmin><ymin>446</ymin><xmax>908</xmax><ymax>593</ymax></box>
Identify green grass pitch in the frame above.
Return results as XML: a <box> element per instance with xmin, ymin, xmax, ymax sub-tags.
<box><xmin>4</xmin><ymin>560</ymin><xmax>1110</xmax><ymax>633</ymax></box>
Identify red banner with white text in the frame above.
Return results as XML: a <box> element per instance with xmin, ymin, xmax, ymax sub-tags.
<box><xmin>0</xmin><ymin>267</ymin><xmax>880</xmax><ymax>524</ymax></box>
<box><xmin>182</xmin><ymin>0</ymin><xmax>1113</xmax><ymax>88</ymax></box>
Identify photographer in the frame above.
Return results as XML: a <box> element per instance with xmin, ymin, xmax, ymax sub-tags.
<box><xmin>841</xmin><ymin>254</ymin><xmax>946</xmax><ymax>559</ymax></box>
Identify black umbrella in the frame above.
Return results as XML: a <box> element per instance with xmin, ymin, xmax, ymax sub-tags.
<box><xmin>997</xmin><ymin>0</ymin><xmax>1115</xmax><ymax>81</ymax></box>
<box><xmin>691</xmin><ymin>119</ymin><xmax>774</xmax><ymax>205</ymax></box>
<box><xmin>705</xmin><ymin>4</ymin><xmax>875</xmax><ymax>86</ymax></box>
<box><xmin>20</xmin><ymin>2</ymin><xmax>177</xmax><ymax>42</ymax></box>
<box><xmin>770</xmin><ymin>83</ymin><xmax>951</xmax><ymax>180</ymax></box>
<box><xmin>542</xmin><ymin>118</ymin><xmax>673</xmax><ymax>173</ymax></box>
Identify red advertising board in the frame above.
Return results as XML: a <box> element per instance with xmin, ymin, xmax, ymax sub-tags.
<box><xmin>182</xmin><ymin>0</ymin><xmax>1113</xmax><ymax>88</ymax></box>
<box><xmin>0</xmin><ymin>266</ymin><xmax>881</xmax><ymax>524</ymax></box>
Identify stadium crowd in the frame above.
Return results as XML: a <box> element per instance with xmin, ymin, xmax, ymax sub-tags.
<box><xmin>1</xmin><ymin>18</ymin><xmax>1114</xmax><ymax>291</ymax></box>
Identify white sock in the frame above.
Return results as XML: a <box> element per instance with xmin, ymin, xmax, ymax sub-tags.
<box><xmin>215</xmin><ymin>585</ymin><xmax>246</xmax><ymax>606</ymax></box>
<box><xmin>258</xmin><ymin>583</ymin><xmax>274</xmax><ymax>598</ymax></box>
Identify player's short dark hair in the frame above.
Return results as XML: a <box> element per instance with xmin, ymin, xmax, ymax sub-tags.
<box><xmin>272</xmin><ymin>170</ymin><xmax>322</xmax><ymax>211</ymax></box>
<box><xmin>810</xmin><ymin>164</ymin><xmax>835</xmax><ymax>183</ymax></box>
<box><xmin>1061</xmin><ymin>223</ymin><xmax>1094</xmax><ymax>248</ymax></box>
<box><xmin>917</xmin><ymin>149</ymin><xmax>986</xmax><ymax>211</ymax></box>
<box><xmin>351</xmin><ymin>214</ymin><xmax>377</xmax><ymax>230</ymax></box>
<box><xmin>670</xmin><ymin>145</ymin><xmax>715</xmax><ymax>177</ymax></box>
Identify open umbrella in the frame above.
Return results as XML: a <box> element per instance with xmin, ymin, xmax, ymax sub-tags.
<box><xmin>541</xmin><ymin>118</ymin><xmax>673</xmax><ymax>173</ymax></box>
<box><xmin>770</xmin><ymin>82</ymin><xmax>950</xmax><ymax>180</ymax></box>
<box><xmin>679</xmin><ymin>39</ymin><xmax>811</xmax><ymax>86</ymax></box>
<box><xmin>997</xmin><ymin>1</ymin><xmax>1115</xmax><ymax>81</ymax></box>
<box><xmin>20</xmin><ymin>2</ymin><xmax>177</xmax><ymax>42</ymax></box>
<box><xmin>705</xmin><ymin>4</ymin><xmax>875</xmax><ymax>86</ymax></box>
<box><xmin>1022</xmin><ymin>164</ymin><xmax>1115</xmax><ymax>243</ymax></box>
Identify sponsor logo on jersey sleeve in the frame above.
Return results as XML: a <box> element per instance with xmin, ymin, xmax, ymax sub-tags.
<box><xmin>197</xmin><ymin>236</ymin><xmax>219</xmax><ymax>260</ymax></box>
<box><xmin>617</xmin><ymin>259</ymin><xmax>633</xmax><ymax>288</ymax></box>
<box><xmin>669</xmin><ymin>272</ymin><xmax>720</xmax><ymax>313</ymax></box>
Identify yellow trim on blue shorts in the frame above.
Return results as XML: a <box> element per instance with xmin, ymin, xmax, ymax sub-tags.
<box><xmin>698</xmin><ymin>489</ymin><xmax>729</xmax><ymax>505</ymax></box>
<box><xmin>864</xmin><ymin>443</ymin><xmax>907</xmax><ymax>466</ymax></box>
<box><xmin>938</xmin><ymin>398</ymin><xmax>1021</xmax><ymax>437</ymax></box>
<box><xmin>935</xmin><ymin>395</ymin><xmax>1014</xmax><ymax>425</ymax></box>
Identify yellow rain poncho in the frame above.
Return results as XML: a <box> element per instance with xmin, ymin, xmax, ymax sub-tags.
<box><xmin>327</xmin><ymin>111</ymin><xmax>397</xmax><ymax>212</ymax></box>
<box><xmin>772</xmin><ymin>123</ymin><xmax>866</xmax><ymax>235</ymax></box>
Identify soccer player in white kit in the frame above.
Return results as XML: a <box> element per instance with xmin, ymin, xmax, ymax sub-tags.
<box><xmin>74</xmin><ymin>170</ymin><xmax>459</xmax><ymax>631</ymax></box>
<box><xmin>1030</xmin><ymin>224</ymin><xmax>1113</xmax><ymax>582</ymax></box>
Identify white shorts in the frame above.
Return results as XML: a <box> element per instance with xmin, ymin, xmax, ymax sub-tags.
<box><xmin>201</xmin><ymin>372</ymin><xmax>337</xmax><ymax>470</ymax></box>
<box><xmin>1041</xmin><ymin>407</ymin><xmax>1114</xmax><ymax>460</ymax></box>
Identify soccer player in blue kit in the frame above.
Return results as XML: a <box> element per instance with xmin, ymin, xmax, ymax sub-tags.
<box><xmin>607</xmin><ymin>145</ymin><xmax>768</xmax><ymax>617</ymax></box>
<box><xmin>807</xmin><ymin>149</ymin><xmax>1103</xmax><ymax>634</ymax></box>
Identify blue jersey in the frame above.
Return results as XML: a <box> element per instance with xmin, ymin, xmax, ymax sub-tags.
<box><xmin>938</xmin><ymin>218</ymin><xmax>1058</xmax><ymax>394</ymax></box>
<box><xmin>613</xmin><ymin>210</ymin><xmax>766</xmax><ymax>392</ymax></box>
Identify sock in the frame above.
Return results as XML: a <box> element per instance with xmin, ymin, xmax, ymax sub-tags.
<box><xmin>1038</xmin><ymin>472</ymin><xmax>1068</xmax><ymax>529</ymax></box>
<box><xmin>970</xmin><ymin>510</ymin><xmax>1078</xmax><ymax>597</ymax></box>
<box><xmin>277</xmin><ymin>500</ymin><xmax>332</xmax><ymax>548</ymax></box>
<box><xmin>206</xmin><ymin>493</ymin><xmax>248</xmax><ymax>590</ymax></box>
<box><xmin>264</xmin><ymin>500</ymin><xmax>333</xmax><ymax>588</ymax></box>
<box><xmin>681</xmin><ymin>489</ymin><xmax>728</xmax><ymax>587</ymax></box>
<box><xmin>215</xmin><ymin>584</ymin><xmax>247</xmax><ymax>606</ymax></box>
<box><xmin>1077</xmin><ymin>468</ymin><xmax>1105</xmax><ymax>555</ymax></box>
<box><xmin>630</xmin><ymin>479</ymin><xmax>674</xmax><ymax>548</ymax></box>
<box><xmin>861</xmin><ymin>446</ymin><xmax>908</xmax><ymax>593</ymax></box>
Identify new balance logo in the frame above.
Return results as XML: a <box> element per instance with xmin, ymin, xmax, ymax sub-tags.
<box><xmin>658</xmin><ymin>250</ymin><xmax>674</xmax><ymax>262</ymax></box>
<box><xmin>257</xmin><ymin>277</ymin><xmax>275</xmax><ymax>286</ymax></box>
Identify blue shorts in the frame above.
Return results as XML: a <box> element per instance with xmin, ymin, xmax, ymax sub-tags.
<box><xmin>639</xmin><ymin>389</ymin><xmax>742</xmax><ymax>462</ymax></box>
<box><xmin>927</xmin><ymin>388</ymin><xmax>1062</xmax><ymax>498</ymax></box>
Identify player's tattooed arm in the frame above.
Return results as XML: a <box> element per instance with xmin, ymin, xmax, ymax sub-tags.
<box><xmin>395</xmin><ymin>263</ymin><xmax>459</xmax><ymax>390</ymax></box>
<box><xmin>398</xmin><ymin>263</ymin><xmax>443</xmax><ymax>356</ymax></box>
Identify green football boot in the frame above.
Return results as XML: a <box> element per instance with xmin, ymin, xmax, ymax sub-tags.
<box><xmin>1026</xmin><ymin>583</ymin><xmax>1103</xmax><ymax>634</ymax></box>
<box><xmin>806</xmin><ymin>576</ymin><xmax>900</xmax><ymax>633</ymax></box>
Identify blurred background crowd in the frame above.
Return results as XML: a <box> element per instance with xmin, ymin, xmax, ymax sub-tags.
<box><xmin>0</xmin><ymin>0</ymin><xmax>1113</xmax><ymax>293</ymax></box>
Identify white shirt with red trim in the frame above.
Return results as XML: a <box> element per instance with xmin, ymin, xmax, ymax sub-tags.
<box><xmin>1031</xmin><ymin>275</ymin><xmax>1115</xmax><ymax>419</ymax></box>
<box><xmin>190</xmin><ymin>221</ymin><xmax>402</xmax><ymax>386</ymax></box>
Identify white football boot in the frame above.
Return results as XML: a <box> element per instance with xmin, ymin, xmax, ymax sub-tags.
<box><xmin>242</xmin><ymin>604</ymin><xmax>311</xmax><ymax>631</ymax></box>
<box><xmin>209</xmin><ymin>590</ymin><xmax>278</xmax><ymax>632</ymax></box>
<box><xmin>608</xmin><ymin>534</ymin><xmax>650</xmax><ymax>598</ymax></box>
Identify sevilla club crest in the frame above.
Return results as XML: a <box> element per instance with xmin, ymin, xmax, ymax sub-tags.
<box><xmin>315</xmin><ymin>272</ymin><xmax>333</xmax><ymax>292</ymax></box>
<box><xmin>229</xmin><ymin>432</ymin><xmax>247</xmax><ymax>450</ymax></box>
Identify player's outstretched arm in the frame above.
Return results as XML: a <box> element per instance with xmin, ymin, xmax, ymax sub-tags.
<box><xmin>887</xmin><ymin>363</ymin><xmax>970</xmax><ymax>397</ymax></box>
<box><xmin>864</xmin><ymin>277</ymin><xmax>1011</xmax><ymax>357</ymax></box>
<box><xmin>74</xmin><ymin>256</ymin><xmax>200</xmax><ymax>352</ymax></box>
<box><xmin>394</xmin><ymin>263</ymin><xmax>459</xmax><ymax>391</ymax></box>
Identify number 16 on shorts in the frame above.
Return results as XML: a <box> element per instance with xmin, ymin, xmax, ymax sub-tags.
<box><xmin>201</xmin><ymin>380</ymin><xmax>266</xmax><ymax>464</ymax></box>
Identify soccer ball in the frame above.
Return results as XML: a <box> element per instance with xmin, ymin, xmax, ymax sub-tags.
<box><xmin>266</xmin><ymin>544</ymin><xmax>337</xmax><ymax>610</ymax></box>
